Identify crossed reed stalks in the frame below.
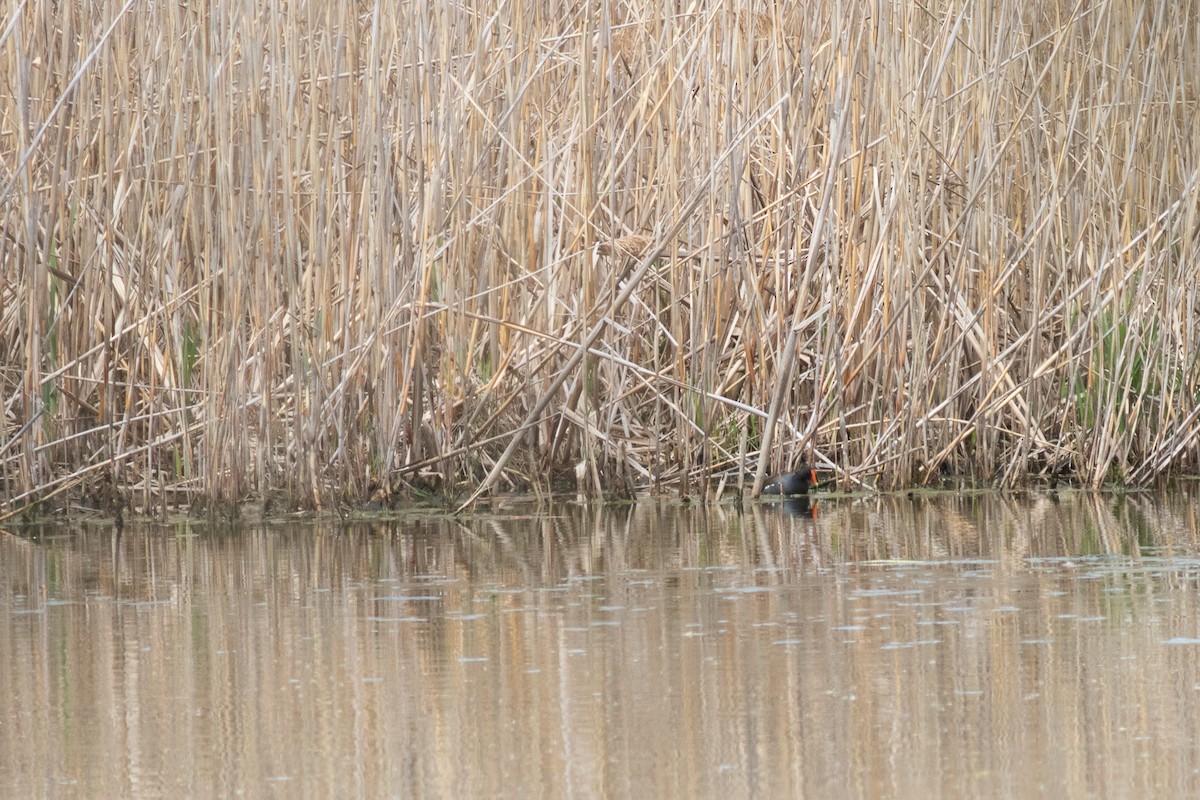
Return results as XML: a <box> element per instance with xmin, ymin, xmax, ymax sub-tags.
<box><xmin>2</xmin><ymin>0</ymin><xmax>1198</xmax><ymax>515</ymax></box>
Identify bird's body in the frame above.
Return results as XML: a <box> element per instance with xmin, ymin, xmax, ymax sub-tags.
<box><xmin>762</xmin><ymin>466</ymin><xmax>819</xmax><ymax>496</ymax></box>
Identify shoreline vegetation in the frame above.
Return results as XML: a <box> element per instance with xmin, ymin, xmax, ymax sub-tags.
<box><xmin>3</xmin><ymin>1</ymin><xmax>1199</xmax><ymax>519</ymax></box>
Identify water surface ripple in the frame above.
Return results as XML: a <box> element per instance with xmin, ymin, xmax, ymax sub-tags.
<box><xmin>3</xmin><ymin>490</ymin><xmax>1200</xmax><ymax>798</ymax></box>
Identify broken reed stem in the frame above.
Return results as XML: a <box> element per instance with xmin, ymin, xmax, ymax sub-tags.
<box><xmin>2</xmin><ymin>0</ymin><xmax>1199</xmax><ymax>517</ymax></box>
<box><xmin>461</xmin><ymin>99</ymin><xmax>784</xmax><ymax>511</ymax></box>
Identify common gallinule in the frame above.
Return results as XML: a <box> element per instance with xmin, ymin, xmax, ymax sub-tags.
<box><xmin>762</xmin><ymin>466</ymin><xmax>819</xmax><ymax>496</ymax></box>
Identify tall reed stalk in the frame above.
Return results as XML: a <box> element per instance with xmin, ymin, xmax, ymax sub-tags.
<box><xmin>2</xmin><ymin>0</ymin><xmax>1198</xmax><ymax>515</ymax></box>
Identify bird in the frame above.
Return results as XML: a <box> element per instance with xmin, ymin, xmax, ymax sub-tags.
<box><xmin>762</xmin><ymin>466</ymin><xmax>819</xmax><ymax>496</ymax></box>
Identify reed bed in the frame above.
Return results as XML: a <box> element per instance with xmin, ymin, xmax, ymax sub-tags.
<box><xmin>2</xmin><ymin>0</ymin><xmax>1199</xmax><ymax>515</ymax></box>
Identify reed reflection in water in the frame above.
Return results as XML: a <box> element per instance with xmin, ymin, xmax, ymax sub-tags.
<box><xmin>3</xmin><ymin>490</ymin><xmax>1200</xmax><ymax>798</ymax></box>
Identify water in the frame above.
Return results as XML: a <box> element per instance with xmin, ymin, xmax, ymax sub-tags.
<box><xmin>3</xmin><ymin>490</ymin><xmax>1200</xmax><ymax>798</ymax></box>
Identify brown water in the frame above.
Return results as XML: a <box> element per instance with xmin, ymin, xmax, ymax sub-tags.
<box><xmin>4</xmin><ymin>490</ymin><xmax>1200</xmax><ymax>799</ymax></box>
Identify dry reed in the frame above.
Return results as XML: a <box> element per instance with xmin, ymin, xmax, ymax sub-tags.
<box><xmin>2</xmin><ymin>0</ymin><xmax>1199</xmax><ymax>516</ymax></box>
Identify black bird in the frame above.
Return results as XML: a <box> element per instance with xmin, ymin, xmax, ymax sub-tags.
<box><xmin>762</xmin><ymin>466</ymin><xmax>819</xmax><ymax>496</ymax></box>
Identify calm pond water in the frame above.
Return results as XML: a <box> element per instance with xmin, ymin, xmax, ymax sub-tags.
<box><xmin>4</xmin><ymin>489</ymin><xmax>1200</xmax><ymax>799</ymax></box>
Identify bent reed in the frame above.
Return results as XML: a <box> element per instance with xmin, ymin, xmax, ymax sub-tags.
<box><xmin>2</xmin><ymin>0</ymin><xmax>1199</xmax><ymax>515</ymax></box>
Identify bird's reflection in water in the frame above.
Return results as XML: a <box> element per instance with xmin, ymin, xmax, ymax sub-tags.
<box><xmin>782</xmin><ymin>497</ymin><xmax>817</xmax><ymax>518</ymax></box>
